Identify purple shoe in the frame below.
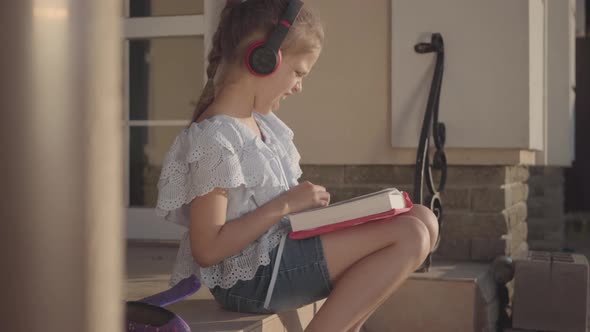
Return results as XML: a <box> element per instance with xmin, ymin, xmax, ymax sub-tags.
<box><xmin>126</xmin><ymin>275</ymin><xmax>200</xmax><ymax>332</ymax></box>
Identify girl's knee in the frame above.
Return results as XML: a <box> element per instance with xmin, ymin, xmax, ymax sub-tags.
<box><xmin>396</xmin><ymin>216</ymin><xmax>431</xmax><ymax>265</ymax></box>
<box><xmin>410</xmin><ymin>204</ymin><xmax>437</xmax><ymax>222</ymax></box>
<box><xmin>408</xmin><ymin>204</ymin><xmax>439</xmax><ymax>238</ymax></box>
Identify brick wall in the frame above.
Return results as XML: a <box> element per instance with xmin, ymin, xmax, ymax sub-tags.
<box><xmin>437</xmin><ymin>166</ymin><xmax>529</xmax><ymax>261</ymax></box>
<box><xmin>527</xmin><ymin>166</ymin><xmax>565</xmax><ymax>251</ymax></box>
<box><xmin>300</xmin><ymin>165</ymin><xmax>530</xmax><ymax>262</ymax></box>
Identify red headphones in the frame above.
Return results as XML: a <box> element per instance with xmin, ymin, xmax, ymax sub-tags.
<box><xmin>244</xmin><ymin>0</ymin><xmax>304</xmax><ymax>77</ymax></box>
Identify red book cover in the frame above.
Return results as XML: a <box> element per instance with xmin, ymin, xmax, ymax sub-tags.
<box><xmin>289</xmin><ymin>191</ymin><xmax>414</xmax><ymax>240</ymax></box>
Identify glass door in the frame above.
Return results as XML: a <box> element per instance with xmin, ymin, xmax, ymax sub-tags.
<box><xmin>123</xmin><ymin>0</ymin><xmax>205</xmax><ymax>239</ymax></box>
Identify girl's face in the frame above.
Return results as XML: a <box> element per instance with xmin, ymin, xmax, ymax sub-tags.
<box><xmin>254</xmin><ymin>49</ymin><xmax>320</xmax><ymax>113</ymax></box>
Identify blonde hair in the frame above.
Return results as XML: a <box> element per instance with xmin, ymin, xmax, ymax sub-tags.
<box><xmin>190</xmin><ymin>0</ymin><xmax>324</xmax><ymax>124</ymax></box>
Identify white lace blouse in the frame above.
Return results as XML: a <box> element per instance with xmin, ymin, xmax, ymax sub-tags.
<box><xmin>155</xmin><ymin>111</ymin><xmax>302</xmax><ymax>289</ymax></box>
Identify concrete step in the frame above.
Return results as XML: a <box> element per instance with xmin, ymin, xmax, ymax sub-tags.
<box><xmin>127</xmin><ymin>273</ymin><xmax>323</xmax><ymax>331</ymax></box>
<box><xmin>365</xmin><ymin>261</ymin><xmax>498</xmax><ymax>332</ymax></box>
<box><xmin>126</xmin><ymin>242</ymin><xmax>322</xmax><ymax>331</ymax></box>
<box><xmin>167</xmin><ymin>297</ymin><xmax>323</xmax><ymax>332</ymax></box>
<box><xmin>127</xmin><ymin>242</ymin><xmax>498</xmax><ymax>331</ymax></box>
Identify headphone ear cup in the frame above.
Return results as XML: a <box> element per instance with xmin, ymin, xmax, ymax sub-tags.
<box><xmin>245</xmin><ymin>41</ymin><xmax>282</xmax><ymax>76</ymax></box>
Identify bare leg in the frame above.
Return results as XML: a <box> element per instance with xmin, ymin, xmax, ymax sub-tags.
<box><xmin>304</xmin><ymin>216</ymin><xmax>431</xmax><ymax>332</ymax></box>
<box><xmin>346</xmin><ymin>282</ymin><xmax>411</xmax><ymax>332</ymax></box>
<box><xmin>346</xmin><ymin>295</ymin><xmax>390</xmax><ymax>332</ymax></box>
<box><xmin>343</xmin><ymin>205</ymin><xmax>440</xmax><ymax>332</ymax></box>
<box><xmin>346</xmin><ymin>303</ymin><xmax>378</xmax><ymax>332</ymax></box>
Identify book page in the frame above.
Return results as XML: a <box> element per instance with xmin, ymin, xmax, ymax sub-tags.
<box><xmin>290</xmin><ymin>188</ymin><xmax>401</xmax><ymax>216</ymax></box>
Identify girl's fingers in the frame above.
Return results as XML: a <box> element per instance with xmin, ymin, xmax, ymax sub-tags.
<box><xmin>317</xmin><ymin>191</ymin><xmax>331</xmax><ymax>202</ymax></box>
<box><xmin>313</xmin><ymin>184</ymin><xmax>327</xmax><ymax>192</ymax></box>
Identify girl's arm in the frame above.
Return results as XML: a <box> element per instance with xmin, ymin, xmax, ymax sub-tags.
<box><xmin>189</xmin><ymin>182</ymin><xmax>329</xmax><ymax>267</ymax></box>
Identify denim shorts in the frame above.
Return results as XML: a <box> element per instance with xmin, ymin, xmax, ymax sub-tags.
<box><xmin>210</xmin><ymin>235</ymin><xmax>334</xmax><ymax>314</ymax></box>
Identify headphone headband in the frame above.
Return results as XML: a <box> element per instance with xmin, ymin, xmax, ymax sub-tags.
<box><xmin>245</xmin><ymin>0</ymin><xmax>304</xmax><ymax>76</ymax></box>
<box><xmin>265</xmin><ymin>0</ymin><xmax>304</xmax><ymax>52</ymax></box>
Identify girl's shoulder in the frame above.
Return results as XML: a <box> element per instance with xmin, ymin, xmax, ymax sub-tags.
<box><xmin>180</xmin><ymin>114</ymin><xmax>254</xmax><ymax>153</ymax></box>
<box><xmin>183</xmin><ymin>112</ymin><xmax>296</xmax><ymax>150</ymax></box>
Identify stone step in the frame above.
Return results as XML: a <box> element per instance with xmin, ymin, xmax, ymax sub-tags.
<box><xmin>167</xmin><ymin>297</ymin><xmax>323</xmax><ymax>332</ymax></box>
<box><xmin>365</xmin><ymin>261</ymin><xmax>498</xmax><ymax>332</ymax></box>
<box><xmin>127</xmin><ymin>243</ymin><xmax>498</xmax><ymax>331</ymax></box>
<box><xmin>127</xmin><ymin>273</ymin><xmax>324</xmax><ymax>331</ymax></box>
<box><xmin>126</xmin><ymin>242</ymin><xmax>322</xmax><ymax>331</ymax></box>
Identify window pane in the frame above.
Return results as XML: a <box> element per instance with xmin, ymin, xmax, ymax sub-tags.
<box><xmin>129</xmin><ymin>36</ymin><xmax>204</xmax><ymax>121</ymax></box>
<box><xmin>130</xmin><ymin>0</ymin><xmax>204</xmax><ymax>17</ymax></box>
<box><xmin>130</xmin><ymin>126</ymin><xmax>185</xmax><ymax>207</ymax></box>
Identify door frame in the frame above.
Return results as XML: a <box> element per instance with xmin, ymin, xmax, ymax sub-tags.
<box><xmin>123</xmin><ymin>1</ymin><xmax>220</xmax><ymax>240</ymax></box>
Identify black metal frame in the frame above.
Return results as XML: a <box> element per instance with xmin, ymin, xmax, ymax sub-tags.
<box><xmin>413</xmin><ymin>33</ymin><xmax>447</xmax><ymax>271</ymax></box>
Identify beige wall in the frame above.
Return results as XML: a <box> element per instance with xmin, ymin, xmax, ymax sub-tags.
<box><xmin>276</xmin><ymin>0</ymin><xmax>572</xmax><ymax>166</ymax></box>
<box><xmin>279</xmin><ymin>0</ymin><xmax>544</xmax><ymax>164</ymax></box>
<box><xmin>199</xmin><ymin>1</ymin><xmax>404</xmax><ymax>165</ymax></box>
<box><xmin>279</xmin><ymin>0</ymin><xmax>398</xmax><ymax>164</ymax></box>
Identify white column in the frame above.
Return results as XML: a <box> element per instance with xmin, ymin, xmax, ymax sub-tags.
<box><xmin>0</xmin><ymin>0</ymin><xmax>123</xmax><ymax>331</ymax></box>
<box><xmin>575</xmin><ymin>0</ymin><xmax>586</xmax><ymax>37</ymax></box>
<box><xmin>536</xmin><ymin>0</ymin><xmax>576</xmax><ymax>165</ymax></box>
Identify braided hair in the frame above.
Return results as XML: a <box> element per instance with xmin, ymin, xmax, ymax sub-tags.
<box><xmin>190</xmin><ymin>0</ymin><xmax>323</xmax><ymax>124</ymax></box>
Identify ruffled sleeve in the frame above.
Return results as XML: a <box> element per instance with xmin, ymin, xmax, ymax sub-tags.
<box><xmin>155</xmin><ymin>119</ymin><xmax>281</xmax><ymax>227</ymax></box>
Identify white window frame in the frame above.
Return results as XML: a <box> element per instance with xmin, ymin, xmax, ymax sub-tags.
<box><xmin>122</xmin><ymin>1</ymin><xmax>222</xmax><ymax>240</ymax></box>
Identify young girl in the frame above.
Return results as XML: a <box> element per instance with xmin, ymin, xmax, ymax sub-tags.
<box><xmin>156</xmin><ymin>1</ymin><xmax>439</xmax><ymax>331</ymax></box>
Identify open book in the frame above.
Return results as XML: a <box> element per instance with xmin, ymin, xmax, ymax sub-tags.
<box><xmin>288</xmin><ymin>188</ymin><xmax>413</xmax><ymax>240</ymax></box>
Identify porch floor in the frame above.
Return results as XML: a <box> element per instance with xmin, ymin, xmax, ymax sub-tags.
<box><xmin>125</xmin><ymin>241</ymin><xmax>590</xmax><ymax>332</ymax></box>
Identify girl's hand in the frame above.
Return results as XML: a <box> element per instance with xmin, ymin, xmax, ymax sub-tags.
<box><xmin>276</xmin><ymin>181</ymin><xmax>331</xmax><ymax>215</ymax></box>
